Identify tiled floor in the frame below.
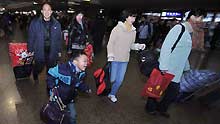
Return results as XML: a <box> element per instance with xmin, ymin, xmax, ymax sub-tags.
<box><xmin>1</xmin><ymin>24</ymin><xmax>220</xmax><ymax>124</ymax></box>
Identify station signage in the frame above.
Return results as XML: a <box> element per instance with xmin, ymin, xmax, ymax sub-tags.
<box><xmin>161</xmin><ymin>12</ymin><xmax>182</xmax><ymax>17</ymax></box>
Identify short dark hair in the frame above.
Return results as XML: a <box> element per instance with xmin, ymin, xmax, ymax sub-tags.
<box><xmin>41</xmin><ymin>1</ymin><xmax>53</xmax><ymax>10</ymax></box>
<box><xmin>120</xmin><ymin>9</ymin><xmax>137</xmax><ymax>22</ymax></box>
<box><xmin>71</xmin><ymin>51</ymin><xmax>87</xmax><ymax>61</ymax></box>
<box><xmin>186</xmin><ymin>9</ymin><xmax>207</xmax><ymax>20</ymax></box>
<box><xmin>75</xmin><ymin>9</ymin><xmax>85</xmax><ymax>16</ymax></box>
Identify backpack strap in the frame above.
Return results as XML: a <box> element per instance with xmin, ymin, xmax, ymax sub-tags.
<box><xmin>171</xmin><ymin>23</ymin><xmax>185</xmax><ymax>53</ymax></box>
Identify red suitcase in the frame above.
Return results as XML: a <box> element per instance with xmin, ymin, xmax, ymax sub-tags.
<box><xmin>8</xmin><ymin>43</ymin><xmax>34</xmax><ymax>79</ymax></box>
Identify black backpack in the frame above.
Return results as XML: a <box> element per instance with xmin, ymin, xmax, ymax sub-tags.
<box><xmin>138</xmin><ymin>23</ymin><xmax>185</xmax><ymax>77</ymax></box>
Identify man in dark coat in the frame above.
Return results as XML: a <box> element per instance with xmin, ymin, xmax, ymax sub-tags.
<box><xmin>28</xmin><ymin>2</ymin><xmax>62</xmax><ymax>81</ymax></box>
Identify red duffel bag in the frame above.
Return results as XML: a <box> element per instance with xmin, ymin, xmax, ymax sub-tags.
<box><xmin>141</xmin><ymin>68</ymin><xmax>175</xmax><ymax>99</ymax></box>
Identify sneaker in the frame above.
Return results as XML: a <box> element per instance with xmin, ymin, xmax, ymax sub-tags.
<box><xmin>108</xmin><ymin>95</ymin><xmax>117</xmax><ymax>103</ymax></box>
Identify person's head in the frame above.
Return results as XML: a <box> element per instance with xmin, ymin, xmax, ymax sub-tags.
<box><xmin>186</xmin><ymin>9</ymin><xmax>207</xmax><ymax>23</ymax></box>
<box><xmin>71</xmin><ymin>51</ymin><xmax>88</xmax><ymax>71</ymax></box>
<box><xmin>41</xmin><ymin>2</ymin><xmax>53</xmax><ymax>21</ymax></box>
<box><xmin>75</xmin><ymin>10</ymin><xmax>84</xmax><ymax>24</ymax></box>
<box><xmin>120</xmin><ymin>9</ymin><xmax>137</xmax><ymax>25</ymax></box>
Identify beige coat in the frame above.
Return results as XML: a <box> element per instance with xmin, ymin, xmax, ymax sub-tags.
<box><xmin>107</xmin><ymin>21</ymin><xmax>142</xmax><ymax>62</ymax></box>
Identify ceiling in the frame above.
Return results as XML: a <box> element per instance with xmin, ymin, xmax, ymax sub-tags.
<box><xmin>99</xmin><ymin>0</ymin><xmax>220</xmax><ymax>11</ymax></box>
<box><xmin>0</xmin><ymin>0</ymin><xmax>220</xmax><ymax>11</ymax></box>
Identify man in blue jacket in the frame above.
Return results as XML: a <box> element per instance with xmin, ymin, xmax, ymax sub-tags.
<box><xmin>28</xmin><ymin>2</ymin><xmax>62</xmax><ymax>81</ymax></box>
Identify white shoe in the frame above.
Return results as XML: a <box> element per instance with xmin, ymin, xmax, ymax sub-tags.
<box><xmin>108</xmin><ymin>95</ymin><xmax>117</xmax><ymax>103</ymax></box>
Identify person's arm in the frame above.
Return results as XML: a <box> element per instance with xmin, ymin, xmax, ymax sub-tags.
<box><xmin>47</xmin><ymin>65</ymin><xmax>59</xmax><ymax>89</ymax></box>
<box><xmin>159</xmin><ymin>24</ymin><xmax>182</xmax><ymax>71</ymax></box>
<box><xmin>27</xmin><ymin>20</ymin><xmax>35</xmax><ymax>53</ymax></box>
<box><xmin>67</xmin><ymin>24</ymin><xmax>74</xmax><ymax>53</ymax></box>
<box><xmin>107</xmin><ymin>27</ymin><xmax>117</xmax><ymax>61</ymax></box>
<box><xmin>57</xmin><ymin>23</ymin><xmax>62</xmax><ymax>57</ymax></box>
<box><xmin>130</xmin><ymin>32</ymin><xmax>146</xmax><ymax>50</ymax></box>
<box><xmin>76</xmin><ymin>81</ymin><xmax>91</xmax><ymax>93</ymax></box>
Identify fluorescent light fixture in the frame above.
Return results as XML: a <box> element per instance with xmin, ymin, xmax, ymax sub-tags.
<box><xmin>161</xmin><ymin>12</ymin><xmax>166</xmax><ymax>16</ymax></box>
<box><xmin>214</xmin><ymin>13</ymin><xmax>220</xmax><ymax>22</ymax></box>
<box><xmin>32</xmin><ymin>10</ymin><xmax>36</xmax><ymax>15</ymax></box>
<box><xmin>0</xmin><ymin>7</ymin><xmax>5</xmax><ymax>11</ymax></box>
<box><xmin>68</xmin><ymin>1</ymin><xmax>80</xmax><ymax>5</ymax></box>
<box><xmin>203</xmin><ymin>17</ymin><xmax>212</xmax><ymax>22</ymax></box>
<box><xmin>83</xmin><ymin>0</ymin><xmax>90</xmax><ymax>1</ymax></box>
<box><xmin>142</xmin><ymin>13</ymin><xmax>161</xmax><ymax>16</ymax></box>
<box><xmin>161</xmin><ymin>17</ymin><xmax>176</xmax><ymax>20</ymax></box>
<box><xmin>67</xmin><ymin>10</ymin><xmax>75</xmax><ymax>13</ymax></box>
<box><xmin>215</xmin><ymin>18</ymin><xmax>220</xmax><ymax>22</ymax></box>
<box><xmin>33</xmin><ymin>2</ymin><xmax>38</xmax><ymax>5</ymax></box>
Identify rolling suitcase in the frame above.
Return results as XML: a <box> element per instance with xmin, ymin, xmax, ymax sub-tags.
<box><xmin>9</xmin><ymin>43</ymin><xmax>34</xmax><ymax>79</ymax></box>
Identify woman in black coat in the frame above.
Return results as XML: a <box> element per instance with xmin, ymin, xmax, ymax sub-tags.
<box><xmin>67</xmin><ymin>10</ymin><xmax>89</xmax><ymax>54</ymax></box>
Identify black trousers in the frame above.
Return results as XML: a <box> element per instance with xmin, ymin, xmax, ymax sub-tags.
<box><xmin>145</xmin><ymin>82</ymin><xmax>180</xmax><ymax>113</ymax></box>
<box><xmin>33</xmin><ymin>52</ymin><xmax>56</xmax><ymax>80</ymax></box>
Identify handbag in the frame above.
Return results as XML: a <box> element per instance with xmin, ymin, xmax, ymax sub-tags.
<box><xmin>140</xmin><ymin>24</ymin><xmax>186</xmax><ymax>98</ymax></box>
<box><xmin>93</xmin><ymin>62</ymin><xmax>111</xmax><ymax>96</ymax></box>
<box><xmin>40</xmin><ymin>87</ymin><xmax>70</xmax><ymax>124</ymax></box>
<box><xmin>138</xmin><ymin>50</ymin><xmax>159</xmax><ymax>77</ymax></box>
<box><xmin>141</xmin><ymin>68</ymin><xmax>175</xmax><ymax>99</ymax></box>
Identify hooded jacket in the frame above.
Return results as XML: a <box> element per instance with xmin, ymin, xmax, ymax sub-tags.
<box><xmin>47</xmin><ymin>62</ymin><xmax>89</xmax><ymax>104</ymax></box>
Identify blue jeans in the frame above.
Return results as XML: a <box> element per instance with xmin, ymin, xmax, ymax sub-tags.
<box><xmin>109</xmin><ymin>61</ymin><xmax>128</xmax><ymax>96</ymax></box>
<box><xmin>67</xmin><ymin>102</ymin><xmax>77</xmax><ymax>124</ymax></box>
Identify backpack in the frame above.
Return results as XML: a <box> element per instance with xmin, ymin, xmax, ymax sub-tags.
<box><xmin>138</xmin><ymin>23</ymin><xmax>186</xmax><ymax>77</ymax></box>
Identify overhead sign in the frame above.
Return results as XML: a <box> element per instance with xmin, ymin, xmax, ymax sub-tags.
<box><xmin>161</xmin><ymin>12</ymin><xmax>182</xmax><ymax>17</ymax></box>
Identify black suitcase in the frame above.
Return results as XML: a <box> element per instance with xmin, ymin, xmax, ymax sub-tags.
<box><xmin>13</xmin><ymin>56</ymin><xmax>34</xmax><ymax>79</ymax></box>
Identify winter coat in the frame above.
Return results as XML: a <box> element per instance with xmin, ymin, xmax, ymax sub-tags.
<box><xmin>68</xmin><ymin>19</ymin><xmax>88</xmax><ymax>50</ymax></box>
<box><xmin>138</xmin><ymin>23</ymin><xmax>149</xmax><ymax>39</ymax></box>
<box><xmin>107</xmin><ymin>21</ymin><xmax>144</xmax><ymax>62</ymax></box>
<box><xmin>47</xmin><ymin>61</ymin><xmax>89</xmax><ymax>105</ymax></box>
<box><xmin>27</xmin><ymin>16</ymin><xmax>62</xmax><ymax>62</ymax></box>
<box><xmin>159</xmin><ymin>22</ymin><xmax>192</xmax><ymax>83</ymax></box>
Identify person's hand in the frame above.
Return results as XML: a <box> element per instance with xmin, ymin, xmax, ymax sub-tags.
<box><xmin>139</xmin><ymin>44</ymin><xmax>146</xmax><ymax>50</ymax></box>
<box><xmin>161</xmin><ymin>70</ymin><xmax>168</xmax><ymax>74</ymax></box>
<box><xmin>108</xmin><ymin>56</ymin><xmax>114</xmax><ymax>61</ymax></box>
<box><xmin>86</xmin><ymin>42</ymin><xmax>90</xmax><ymax>46</ymax></box>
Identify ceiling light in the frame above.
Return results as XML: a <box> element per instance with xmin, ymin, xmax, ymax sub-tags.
<box><xmin>0</xmin><ymin>7</ymin><xmax>5</xmax><ymax>11</ymax></box>
<box><xmin>33</xmin><ymin>2</ymin><xmax>38</xmax><ymax>5</ymax></box>
<box><xmin>68</xmin><ymin>1</ymin><xmax>80</xmax><ymax>5</ymax></box>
